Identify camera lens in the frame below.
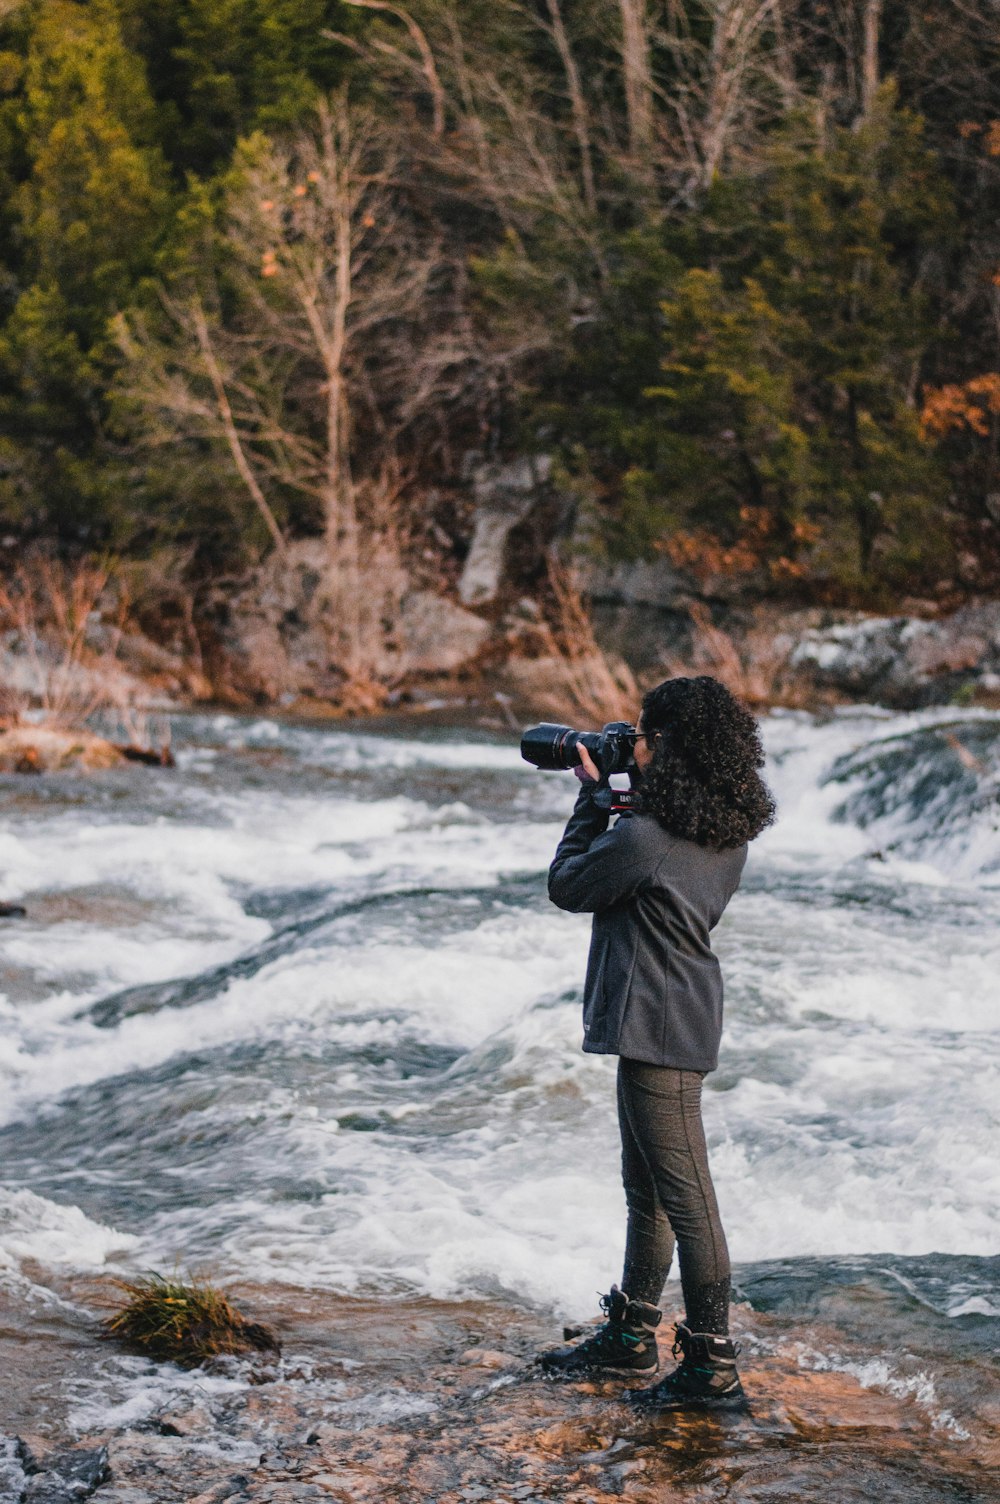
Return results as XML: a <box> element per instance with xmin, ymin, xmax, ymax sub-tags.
<box><xmin>520</xmin><ymin>723</ymin><xmax>581</xmax><ymax>770</ymax></box>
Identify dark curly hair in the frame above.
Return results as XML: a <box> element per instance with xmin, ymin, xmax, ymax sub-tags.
<box><xmin>636</xmin><ymin>676</ymin><xmax>775</xmax><ymax>848</ymax></box>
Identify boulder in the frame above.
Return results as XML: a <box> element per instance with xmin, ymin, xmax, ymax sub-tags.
<box><xmin>213</xmin><ymin>540</ymin><xmax>491</xmax><ymax>698</ymax></box>
<box><xmin>393</xmin><ymin>591</ymin><xmax>490</xmax><ymax>675</ymax></box>
<box><xmin>21</xmin><ymin>1444</ymin><xmax>110</xmax><ymax>1503</ymax></box>
<box><xmin>789</xmin><ymin>601</ymin><xmax>1000</xmax><ymax>703</ymax></box>
<box><xmin>581</xmin><ymin>555</ymin><xmax>691</xmax><ymax>610</ymax></box>
<box><xmin>210</xmin><ymin>539</ymin><xmax>342</xmax><ymax>702</ymax></box>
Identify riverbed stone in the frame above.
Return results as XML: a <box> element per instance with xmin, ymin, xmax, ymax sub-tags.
<box><xmin>21</xmin><ymin>1445</ymin><xmax>109</xmax><ymax>1502</ymax></box>
<box><xmin>458</xmin><ymin>1348</ymin><xmax>522</xmax><ymax>1369</ymax></box>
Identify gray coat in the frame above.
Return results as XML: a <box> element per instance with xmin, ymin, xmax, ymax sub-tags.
<box><xmin>548</xmin><ymin>787</ymin><xmax>747</xmax><ymax>1072</ymax></box>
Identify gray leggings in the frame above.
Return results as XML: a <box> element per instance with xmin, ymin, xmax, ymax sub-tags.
<box><xmin>617</xmin><ymin>1057</ymin><xmax>731</xmax><ymax>1334</ymax></box>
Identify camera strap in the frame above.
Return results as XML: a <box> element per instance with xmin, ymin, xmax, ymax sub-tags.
<box><xmin>592</xmin><ymin>784</ymin><xmax>641</xmax><ymax>814</ymax></box>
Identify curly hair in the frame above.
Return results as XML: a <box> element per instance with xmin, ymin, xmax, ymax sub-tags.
<box><xmin>636</xmin><ymin>676</ymin><xmax>775</xmax><ymax>848</ymax></box>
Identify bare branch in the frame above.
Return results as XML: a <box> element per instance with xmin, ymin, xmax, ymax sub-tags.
<box><xmin>544</xmin><ymin>0</ymin><xmax>596</xmax><ymax>213</ymax></box>
<box><xmin>333</xmin><ymin>0</ymin><xmax>445</xmax><ymax>137</ymax></box>
<box><xmin>190</xmin><ymin>298</ymin><xmax>289</xmax><ymax>557</ymax></box>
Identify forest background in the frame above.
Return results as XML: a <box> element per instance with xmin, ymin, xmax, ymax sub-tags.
<box><xmin>1</xmin><ymin>0</ymin><xmax>1000</xmax><ymax>712</ymax></box>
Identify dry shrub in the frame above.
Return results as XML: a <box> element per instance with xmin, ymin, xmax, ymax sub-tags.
<box><xmin>665</xmin><ymin>603</ymin><xmax>802</xmax><ymax>707</ymax></box>
<box><xmin>527</xmin><ymin>555</ymin><xmax>640</xmax><ymax>723</ymax></box>
<box><xmin>101</xmin><ymin>1273</ymin><xmax>280</xmax><ymax>1368</ymax></box>
<box><xmin>0</xmin><ymin>559</ymin><xmax>136</xmax><ymax>729</ymax></box>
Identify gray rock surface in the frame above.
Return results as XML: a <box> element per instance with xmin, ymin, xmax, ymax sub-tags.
<box><xmin>18</xmin><ymin>1444</ymin><xmax>109</xmax><ymax>1503</ymax></box>
<box><xmin>458</xmin><ymin>456</ymin><xmax>552</xmax><ymax>607</ymax></box>
<box><xmin>788</xmin><ymin>601</ymin><xmax>1000</xmax><ymax>703</ymax></box>
<box><xmin>392</xmin><ymin>592</ymin><xmax>490</xmax><ymax>675</ymax></box>
<box><xmin>212</xmin><ymin>541</ymin><xmax>491</xmax><ymax>700</ymax></box>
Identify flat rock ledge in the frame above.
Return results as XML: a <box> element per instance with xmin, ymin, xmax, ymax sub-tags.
<box><xmin>0</xmin><ymin>726</ymin><xmax>124</xmax><ymax>773</ymax></box>
<box><xmin>1</xmin><ymin>1285</ymin><xmax>996</xmax><ymax>1504</ymax></box>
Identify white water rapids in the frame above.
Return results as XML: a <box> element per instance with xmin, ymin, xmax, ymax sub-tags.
<box><xmin>0</xmin><ymin>707</ymin><xmax>998</xmax><ymax>1324</ymax></box>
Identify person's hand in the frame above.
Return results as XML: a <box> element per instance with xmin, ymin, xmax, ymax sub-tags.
<box><xmin>574</xmin><ymin>742</ymin><xmax>601</xmax><ymax>783</ymax></box>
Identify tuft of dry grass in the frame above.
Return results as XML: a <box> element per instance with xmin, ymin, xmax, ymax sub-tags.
<box><xmin>665</xmin><ymin>602</ymin><xmax>806</xmax><ymax>707</ymax></box>
<box><xmin>101</xmin><ymin>1273</ymin><xmax>280</xmax><ymax>1368</ymax></box>
<box><xmin>0</xmin><ymin>558</ymin><xmax>133</xmax><ymax>729</ymax></box>
<box><xmin>525</xmin><ymin>555</ymin><xmax>640</xmax><ymax>724</ymax></box>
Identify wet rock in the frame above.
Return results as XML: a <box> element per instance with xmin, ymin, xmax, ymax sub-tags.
<box><xmin>0</xmin><ymin>1436</ymin><xmax>31</xmax><ymax>1500</ymax></box>
<box><xmin>459</xmin><ymin>456</ymin><xmax>552</xmax><ymax>607</ymax></box>
<box><xmin>5</xmin><ymin>1288</ymin><xmax>996</xmax><ymax>1504</ymax></box>
<box><xmin>186</xmin><ymin>1476</ymin><xmax>252</xmax><ymax>1504</ymax></box>
<box><xmin>458</xmin><ymin>1349</ymin><xmax>522</xmax><ymax>1370</ymax></box>
<box><xmin>0</xmin><ymin>726</ymin><xmax>123</xmax><ymax>774</ymax></box>
<box><xmin>150</xmin><ymin>1403</ymin><xmax>213</xmax><ymax>1438</ymax></box>
<box><xmin>22</xmin><ymin>1445</ymin><xmax>109</xmax><ymax>1502</ymax></box>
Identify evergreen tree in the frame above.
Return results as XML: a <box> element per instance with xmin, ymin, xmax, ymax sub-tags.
<box><xmin>0</xmin><ymin>0</ymin><xmax>170</xmax><ymax>537</ymax></box>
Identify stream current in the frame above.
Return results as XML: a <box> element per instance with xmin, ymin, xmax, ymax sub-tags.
<box><xmin>0</xmin><ymin>706</ymin><xmax>998</xmax><ymax>1437</ymax></box>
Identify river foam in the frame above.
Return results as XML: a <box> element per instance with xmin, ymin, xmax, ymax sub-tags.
<box><xmin>0</xmin><ymin>708</ymin><xmax>997</xmax><ymax>1321</ymax></box>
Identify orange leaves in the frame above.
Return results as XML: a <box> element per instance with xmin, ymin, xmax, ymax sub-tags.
<box><xmin>261</xmin><ymin>248</ymin><xmax>279</xmax><ymax>278</ymax></box>
<box><xmin>920</xmin><ymin>374</ymin><xmax>1000</xmax><ymax>440</ymax></box>
<box><xmin>660</xmin><ymin>506</ymin><xmax>819</xmax><ymax>583</ymax></box>
<box><xmin>955</xmin><ymin>120</ymin><xmax>1000</xmax><ymax>156</ymax></box>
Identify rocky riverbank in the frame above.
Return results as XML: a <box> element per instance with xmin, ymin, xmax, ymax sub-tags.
<box><xmin>6</xmin><ymin>462</ymin><xmax>1000</xmax><ymax>722</ymax></box>
<box><xmin>170</xmin><ymin>512</ymin><xmax>1000</xmax><ymax>714</ymax></box>
<box><xmin>2</xmin><ymin>1272</ymin><xmax>997</xmax><ymax>1504</ymax></box>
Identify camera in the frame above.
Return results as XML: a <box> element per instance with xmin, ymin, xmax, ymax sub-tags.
<box><xmin>520</xmin><ymin>721</ymin><xmax>637</xmax><ymax>779</ymax></box>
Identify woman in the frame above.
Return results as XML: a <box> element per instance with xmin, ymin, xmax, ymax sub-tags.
<box><xmin>539</xmin><ymin>675</ymin><xmax>775</xmax><ymax>1410</ymax></box>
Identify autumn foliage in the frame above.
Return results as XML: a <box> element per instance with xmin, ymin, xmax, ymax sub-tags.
<box><xmin>920</xmin><ymin>375</ymin><xmax>1000</xmax><ymax>440</ymax></box>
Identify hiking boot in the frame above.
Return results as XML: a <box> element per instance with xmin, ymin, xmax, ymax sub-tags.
<box><xmin>538</xmin><ymin>1287</ymin><xmax>661</xmax><ymax>1377</ymax></box>
<box><xmin>627</xmin><ymin>1323</ymin><xmax>746</xmax><ymax>1410</ymax></box>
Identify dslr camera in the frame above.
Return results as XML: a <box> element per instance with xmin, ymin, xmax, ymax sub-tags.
<box><xmin>520</xmin><ymin>721</ymin><xmax>637</xmax><ymax>779</ymax></box>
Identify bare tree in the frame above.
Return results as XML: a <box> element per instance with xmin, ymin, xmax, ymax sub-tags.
<box><xmin>116</xmin><ymin>95</ymin><xmax>462</xmax><ymax>694</ymax></box>
<box><xmin>700</xmin><ymin>1</ymin><xmax>779</xmax><ymax>186</ymax></box>
<box><xmin>0</xmin><ymin>560</ymin><xmax>136</xmax><ymax>729</ymax></box>
<box><xmin>655</xmin><ymin>0</ymin><xmax>781</xmax><ymax>194</ymax></box>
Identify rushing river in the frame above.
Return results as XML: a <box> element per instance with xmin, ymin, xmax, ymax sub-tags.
<box><xmin>0</xmin><ymin>706</ymin><xmax>998</xmax><ymax>1441</ymax></box>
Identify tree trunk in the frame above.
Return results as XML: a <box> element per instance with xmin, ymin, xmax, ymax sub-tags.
<box><xmin>618</xmin><ymin>0</ymin><xmax>654</xmax><ymax>158</ymax></box>
<box><xmin>320</xmin><ymin>101</ymin><xmax>363</xmax><ymax>678</ymax></box>
<box><xmin>861</xmin><ymin>0</ymin><xmax>882</xmax><ymax>116</ymax></box>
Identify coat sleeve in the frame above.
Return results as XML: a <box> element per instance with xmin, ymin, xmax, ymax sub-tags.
<box><xmin>548</xmin><ymin>789</ymin><xmax>646</xmax><ymax>913</ymax></box>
